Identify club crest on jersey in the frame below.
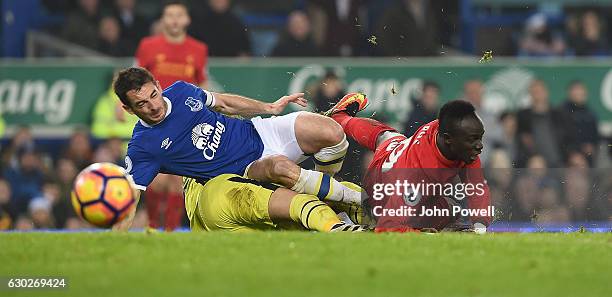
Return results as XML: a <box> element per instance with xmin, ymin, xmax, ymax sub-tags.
<box><xmin>185</xmin><ymin>96</ymin><xmax>203</xmax><ymax>112</ymax></box>
<box><xmin>191</xmin><ymin>122</ymin><xmax>225</xmax><ymax>160</ymax></box>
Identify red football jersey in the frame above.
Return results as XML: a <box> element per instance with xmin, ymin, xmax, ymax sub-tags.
<box><xmin>366</xmin><ymin>120</ymin><xmax>491</xmax><ymax>229</ymax></box>
<box><xmin>135</xmin><ymin>35</ymin><xmax>208</xmax><ymax>88</ymax></box>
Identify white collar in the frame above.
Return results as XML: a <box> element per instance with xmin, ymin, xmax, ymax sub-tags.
<box><xmin>139</xmin><ymin>97</ymin><xmax>172</xmax><ymax>128</ymax></box>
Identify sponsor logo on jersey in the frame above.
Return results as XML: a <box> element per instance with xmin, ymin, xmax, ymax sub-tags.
<box><xmin>191</xmin><ymin>121</ymin><xmax>225</xmax><ymax>160</ymax></box>
<box><xmin>185</xmin><ymin>96</ymin><xmax>203</xmax><ymax>112</ymax></box>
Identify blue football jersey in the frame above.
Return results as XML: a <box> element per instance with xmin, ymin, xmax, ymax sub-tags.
<box><xmin>125</xmin><ymin>81</ymin><xmax>264</xmax><ymax>190</ymax></box>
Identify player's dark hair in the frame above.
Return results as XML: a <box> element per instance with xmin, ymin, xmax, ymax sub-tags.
<box><xmin>113</xmin><ymin>67</ymin><xmax>155</xmax><ymax>107</ymax></box>
<box><xmin>162</xmin><ymin>0</ymin><xmax>189</xmax><ymax>15</ymax></box>
<box><xmin>438</xmin><ymin>100</ymin><xmax>477</xmax><ymax>135</ymax></box>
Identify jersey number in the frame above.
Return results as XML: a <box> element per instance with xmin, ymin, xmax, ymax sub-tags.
<box><xmin>381</xmin><ymin>137</ymin><xmax>411</xmax><ymax>172</ymax></box>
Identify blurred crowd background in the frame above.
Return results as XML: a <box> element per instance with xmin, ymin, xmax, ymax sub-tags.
<box><xmin>5</xmin><ymin>0</ymin><xmax>612</xmax><ymax>58</ymax></box>
<box><xmin>0</xmin><ymin>0</ymin><xmax>610</xmax><ymax>230</ymax></box>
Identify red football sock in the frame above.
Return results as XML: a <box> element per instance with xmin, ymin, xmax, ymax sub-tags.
<box><xmin>164</xmin><ymin>192</ymin><xmax>185</xmax><ymax>231</ymax></box>
<box><xmin>145</xmin><ymin>189</ymin><xmax>163</xmax><ymax>228</ymax></box>
<box><xmin>331</xmin><ymin>113</ymin><xmax>396</xmax><ymax>151</ymax></box>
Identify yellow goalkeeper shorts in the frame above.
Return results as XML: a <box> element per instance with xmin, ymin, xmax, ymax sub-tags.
<box><xmin>183</xmin><ymin>174</ymin><xmax>281</xmax><ymax>232</ymax></box>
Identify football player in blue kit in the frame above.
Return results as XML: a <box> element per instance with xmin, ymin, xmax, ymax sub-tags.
<box><xmin>111</xmin><ymin>67</ymin><xmax>363</xmax><ymax>230</ymax></box>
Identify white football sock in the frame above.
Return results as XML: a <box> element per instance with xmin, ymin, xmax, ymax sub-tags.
<box><xmin>290</xmin><ymin>168</ymin><xmax>362</xmax><ymax>205</ymax></box>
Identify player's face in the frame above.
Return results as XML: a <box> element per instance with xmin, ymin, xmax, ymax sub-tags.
<box><xmin>124</xmin><ymin>81</ymin><xmax>167</xmax><ymax>125</ymax></box>
<box><xmin>162</xmin><ymin>5</ymin><xmax>190</xmax><ymax>37</ymax></box>
<box><xmin>449</xmin><ymin>117</ymin><xmax>485</xmax><ymax>164</ymax></box>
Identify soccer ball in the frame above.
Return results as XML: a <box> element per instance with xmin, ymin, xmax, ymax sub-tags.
<box><xmin>71</xmin><ymin>162</ymin><xmax>136</xmax><ymax>228</ymax></box>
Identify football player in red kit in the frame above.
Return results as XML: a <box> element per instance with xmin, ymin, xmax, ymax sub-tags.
<box><xmin>326</xmin><ymin>93</ymin><xmax>492</xmax><ymax>232</ymax></box>
<box><xmin>134</xmin><ymin>1</ymin><xmax>208</xmax><ymax>230</ymax></box>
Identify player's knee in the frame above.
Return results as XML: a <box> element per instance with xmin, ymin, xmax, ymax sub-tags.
<box><xmin>321</xmin><ymin>119</ymin><xmax>345</xmax><ymax>147</ymax></box>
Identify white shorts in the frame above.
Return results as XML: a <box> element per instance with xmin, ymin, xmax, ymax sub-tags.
<box><xmin>251</xmin><ymin>111</ymin><xmax>308</xmax><ymax>164</ymax></box>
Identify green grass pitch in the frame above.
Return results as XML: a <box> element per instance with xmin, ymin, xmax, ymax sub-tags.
<box><xmin>1</xmin><ymin>232</ymin><xmax>610</xmax><ymax>297</ymax></box>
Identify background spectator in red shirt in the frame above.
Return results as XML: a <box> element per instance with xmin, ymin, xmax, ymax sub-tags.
<box><xmin>133</xmin><ymin>1</ymin><xmax>208</xmax><ymax>231</ymax></box>
<box><xmin>135</xmin><ymin>1</ymin><xmax>208</xmax><ymax>88</ymax></box>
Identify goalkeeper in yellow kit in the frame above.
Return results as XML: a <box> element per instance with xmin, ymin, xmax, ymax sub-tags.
<box><xmin>182</xmin><ymin>174</ymin><xmax>367</xmax><ymax>232</ymax></box>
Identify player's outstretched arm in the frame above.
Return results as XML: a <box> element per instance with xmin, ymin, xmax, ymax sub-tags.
<box><xmin>112</xmin><ymin>190</ymin><xmax>142</xmax><ymax>231</ymax></box>
<box><xmin>213</xmin><ymin>92</ymin><xmax>307</xmax><ymax>116</ymax></box>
